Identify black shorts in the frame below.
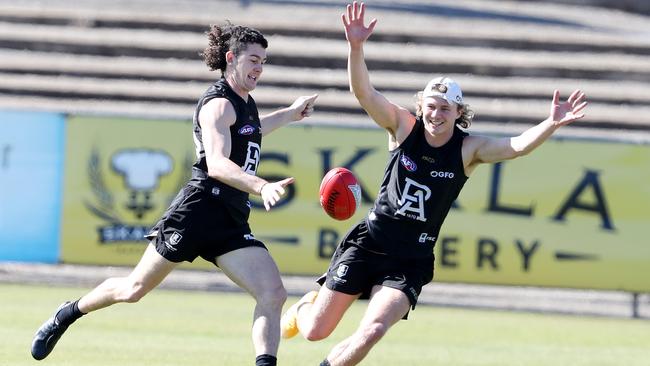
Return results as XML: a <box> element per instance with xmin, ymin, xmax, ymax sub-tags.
<box><xmin>318</xmin><ymin>220</ymin><xmax>434</xmax><ymax>312</ymax></box>
<box><xmin>145</xmin><ymin>184</ymin><xmax>266</xmax><ymax>265</ymax></box>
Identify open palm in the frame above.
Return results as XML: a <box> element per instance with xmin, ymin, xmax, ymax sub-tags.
<box><xmin>342</xmin><ymin>1</ymin><xmax>377</xmax><ymax>47</ymax></box>
<box><xmin>550</xmin><ymin>89</ymin><xmax>588</xmax><ymax>126</ymax></box>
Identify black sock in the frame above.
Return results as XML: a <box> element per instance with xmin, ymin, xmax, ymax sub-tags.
<box><xmin>319</xmin><ymin>360</ymin><xmax>331</xmax><ymax>366</ymax></box>
<box><xmin>255</xmin><ymin>354</ymin><xmax>277</xmax><ymax>366</ymax></box>
<box><xmin>55</xmin><ymin>300</ymin><xmax>85</xmax><ymax>326</ymax></box>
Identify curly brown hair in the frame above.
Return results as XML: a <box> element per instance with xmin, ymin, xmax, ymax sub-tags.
<box><xmin>414</xmin><ymin>92</ymin><xmax>474</xmax><ymax>128</ymax></box>
<box><xmin>201</xmin><ymin>22</ymin><xmax>268</xmax><ymax>73</ymax></box>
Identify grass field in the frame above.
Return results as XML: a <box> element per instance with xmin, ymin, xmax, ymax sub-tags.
<box><xmin>2</xmin><ymin>283</ymin><xmax>649</xmax><ymax>366</ymax></box>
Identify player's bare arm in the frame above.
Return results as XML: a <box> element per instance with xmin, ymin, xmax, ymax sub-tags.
<box><xmin>343</xmin><ymin>1</ymin><xmax>415</xmax><ymax>145</ymax></box>
<box><xmin>201</xmin><ymin>98</ymin><xmax>294</xmax><ymax>210</ymax></box>
<box><xmin>260</xmin><ymin>94</ymin><xmax>318</xmax><ymax>136</ymax></box>
<box><xmin>463</xmin><ymin>89</ymin><xmax>587</xmax><ymax>175</ymax></box>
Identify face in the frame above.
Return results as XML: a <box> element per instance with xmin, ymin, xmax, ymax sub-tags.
<box><xmin>226</xmin><ymin>43</ymin><xmax>267</xmax><ymax>94</ymax></box>
<box><xmin>421</xmin><ymin>96</ymin><xmax>462</xmax><ymax>136</ymax></box>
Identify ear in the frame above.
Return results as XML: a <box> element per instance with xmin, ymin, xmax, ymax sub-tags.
<box><xmin>225</xmin><ymin>50</ymin><xmax>235</xmax><ymax>64</ymax></box>
<box><xmin>455</xmin><ymin>104</ymin><xmax>463</xmax><ymax>119</ymax></box>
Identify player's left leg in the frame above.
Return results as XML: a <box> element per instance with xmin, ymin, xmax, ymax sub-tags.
<box><xmin>324</xmin><ymin>285</ymin><xmax>410</xmax><ymax>366</ymax></box>
<box><xmin>217</xmin><ymin>246</ymin><xmax>287</xmax><ymax>366</ymax></box>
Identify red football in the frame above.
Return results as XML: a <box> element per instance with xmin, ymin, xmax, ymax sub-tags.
<box><xmin>319</xmin><ymin>167</ymin><xmax>361</xmax><ymax>220</ymax></box>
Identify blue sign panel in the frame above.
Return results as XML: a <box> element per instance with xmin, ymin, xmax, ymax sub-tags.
<box><xmin>0</xmin><ymin>110</ymin><xmax>65</xmax><ymax>262</ymax></box>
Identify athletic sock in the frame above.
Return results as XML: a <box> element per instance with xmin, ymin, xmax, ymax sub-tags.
<box><xmin>55</xmin><ymin>300</ymin><xmax>85</xmax><ymax>326</ymax></box>
<box><xmin>319</xmin><ymin>360</ymin><xmax>331</xmax><ymax>366</ymax></box>
<box><xmin>255</xmin><ymin>354</ymin><xmax>277</xmax><ymax>366</ymax></box>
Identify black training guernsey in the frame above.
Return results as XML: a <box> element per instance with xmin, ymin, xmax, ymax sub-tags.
<box><xmin>364</xmin><ymin>118</ymin><xmax>468</xmax><ymax>258</ymax></box>
<box><xmin>190</xmin><ymin>78</ymin><xmax>262</xmax><ymax>221</ymax></box>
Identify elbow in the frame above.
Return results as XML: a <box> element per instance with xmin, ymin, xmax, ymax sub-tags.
<box><xmin>206</xmin><ymin>160</ymin><xmax>228</xmax><ymax>181</ymax></box>
<box><xmin>511</xmin><ymin>148</ymin><xmax>531</xmax><ymax>159</ymax></box>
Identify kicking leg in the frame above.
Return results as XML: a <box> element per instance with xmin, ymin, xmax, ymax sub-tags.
<box><xmin>291</xmin><ymin>285</ymin><xmax>359</xmax><ymax>341</ymax></box>
<box><xmin>325</xmin><ymin>285</ymin><xmax>410</xmax><ymax>366</ymax></box>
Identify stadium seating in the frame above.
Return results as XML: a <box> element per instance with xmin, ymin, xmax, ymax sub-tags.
<box><xmin>0</xmin><ymin>0</ymin><xmax>649</xmax><ymax>138</ymax></box>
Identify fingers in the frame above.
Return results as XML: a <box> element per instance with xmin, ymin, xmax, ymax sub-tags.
<box><xmin>574</xmin><ymin>100</ymin><xmax>588</xmax><ymax>112</ymax></box>
<box><xmin>302</xmin><ymin>106</ymin><xmax>314</xmax><ymax>117</ymax></box>
<box><xmin>571</xmin><ymin>90</ymin><xmax>587</xmax><ymax>108</ymax></box>
<box><xmin>299</xmin><ymin>94</ymin><xmax>318</xmax><ymax>117</ymax></box>
<box><xmin>261</xmin><ymin>178</ymin><xmax>295</xmax><ymax>210</ymax></box>
<box><xmin>289</xmin><ymin>94</ymin><xmax>318</xmax><ymax>119</ymax></box>
<box><xmin>306</xmin><ymin>93</ymin><xmax>319</xmax><ymax>103</ymax></box>
<box><xmin>552</xmin><ymin>89</ymin><xmax>560</xmax><ymax>105</ymax></box>
<box><xmin>279</xmin><ymin>177</ymin><xmax>295</xmax><ymax>186</ymax></box>
<box><xmin>368</xmin><ymin>18</ymin><xmax>378</xmax><ymax>33</ymax></box>
<box><xmin>346</xmin><ymin>1</ymin><xmax>366</xmax><ymax>23</ymax></box>
<box><xmin>567</xmin><ymin>89</ymin><xmax>582</xmax><ymax>105</ymax></box>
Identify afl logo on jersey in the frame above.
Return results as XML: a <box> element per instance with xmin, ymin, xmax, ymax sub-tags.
<box><xmin>238</xmin><ymin>125</ymin><xmax>256</xmax><ymax>135</ymax></box>
<box><xmin>400</xmin><ymin>155</ymin><xmax>417</xmax><ymax>172</ymax></box>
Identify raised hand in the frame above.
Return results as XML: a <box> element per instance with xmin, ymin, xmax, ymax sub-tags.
<box><xmin>289</xmin><ymin>94</ymin><xmax>318</xmax><ymax>121</ymax></box>
<box><xmin>550</xmin><ymin>89</ymin><xmax>588</xmax><ymax>126</ymax></box>
<box><xmin>341</xmin><ymin>1</ymin><xmax>377</xmax><ymax>47</ymax></box>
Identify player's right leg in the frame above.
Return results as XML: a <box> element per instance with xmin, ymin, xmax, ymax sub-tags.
<box><xmin>322</xmin><ymin>285</ymin><xmax>410</xmax><ymax>366</ymax></box>
<box><xmin>282</xmin><ymin>285</ymin><xmax>358</xmax><ymax>341</ymax></box>
<box><xmin>30</xmin><ymin>243</ymin><xmax>178</xmax><ymax>360</ymax></box>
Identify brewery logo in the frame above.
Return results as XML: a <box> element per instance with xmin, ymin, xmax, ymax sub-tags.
<box><xmin>84</xmin><ymin>148</ymin><xmax>192</xmax><ymax>243</ymax></box>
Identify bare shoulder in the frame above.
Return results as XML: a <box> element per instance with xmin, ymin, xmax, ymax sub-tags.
<box><xmin>199</xmin><ymin>97</ymin><xmax>237</xmax><ymax>128</ymax></box>
<box><xmin>393</xmin><ymin>109</ymin><xmax>417</xmax><ymax>144</ymax></box>
<box><xmin>461</xmin><ymin>134</ymin><xmax>491</xmax><ymax>174</ymax></box>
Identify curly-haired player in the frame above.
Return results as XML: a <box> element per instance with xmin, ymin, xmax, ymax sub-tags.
<box><xmin>31</xmin><ymin>23</ymin><xmax>317</xmax><ymax>366</ymax></box>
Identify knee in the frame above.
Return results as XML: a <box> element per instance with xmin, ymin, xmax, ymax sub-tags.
<box><xmin>302</xmin><ymin>315</ymin><xmax>334</xmax><ymax>341</ymax></box>
<box><xmin>256</xmin><ymin>283</ymin><xmax>287</xmax><ymax>311</ymax></box>
<box><xmin>304</xmin><ymin>327</ymin><xmax>331</xmax><ymax>342</ymax></box>
<box><xmin>358</xmin><ymin>322</ymin><xmax>389</xmax><ymax>345</ymax></box>
<box><xmin>116</xmin><ymin>279</ymin><xmax>148</xmax><ymax>303</ymax></box>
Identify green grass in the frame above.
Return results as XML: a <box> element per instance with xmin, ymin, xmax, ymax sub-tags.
<box><xmin>2</xmin><ymin>283</ymin><xmax>649</xmax><ymax>365</ymax></box>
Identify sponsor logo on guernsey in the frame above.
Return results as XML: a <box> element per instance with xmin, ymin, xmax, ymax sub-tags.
<box><xmin>430</xmin><ymin>170</ymin><xmax>455</xmax><ymax>179</ymax></box>
<box><xmin>333</xmin><ymin>264</ymin><xmax>349</xmax><ymax>284</ymax></box>
<box><xmin>238</xmin><ymin>125</ymin><xmax>256</xmax><ymax>135</ymax></box>
<box><xmin>418</xmin><ymin>232</ymin><xmax>437</xmax><ymax>244</ymax></box>
<box><xmin>408</xmin><ymin>287</ymin><xmax>419</xmax><ymax>301</ymax></box>
<box><xmin>400</xmin><ymin>155</ymin><xmax>417</xmax><ymax>172</ymax></box>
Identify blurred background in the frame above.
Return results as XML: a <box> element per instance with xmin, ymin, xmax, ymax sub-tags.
<box><xmin>1</xmin><ymin>0</ymin><xmax>649</xmax><ymax>318</ymax></box>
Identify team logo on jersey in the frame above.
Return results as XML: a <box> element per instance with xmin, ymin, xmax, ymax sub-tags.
<box><xmin>400</xmin><ymin>155</ymin><xmax>417</xmax><ymax>172</ymax></box>
<box><xmin>238</xmin><ymin>125</ymin><xmax>256</xmax><ymax>136</ymax></box>
<box><xmin>396</xmin><ymin>177</ymin><xmax>432</xmax><ymax>222</ymax></box>
<box><xmin>242</xmin><ymin>141</ymin><xmax>261</xmax><ymax>175</ymax></box>
<box><xmin>85</xmin><ymin>148</ymin><xmax>193</xmax><ymax>243</ymax></box>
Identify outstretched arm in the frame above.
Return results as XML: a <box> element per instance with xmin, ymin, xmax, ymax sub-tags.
<box><xmin>342</xmin><ymin>1</ymin><xmax>410</xmax><ymax>135</ymax></box>
<box><xmin>464</xmin><ymin>89</ymin><xmax>588</xmax><ymax>173</ymax></box>
<box><xmin>260</xmin><ymin>94</ymin><xmax>318</xmax><ymax>136</ymax></box>
<box><xmin>200</xmin><ymin>98</ymin><xmax>295</xmax><ymax>210</ymax></box>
